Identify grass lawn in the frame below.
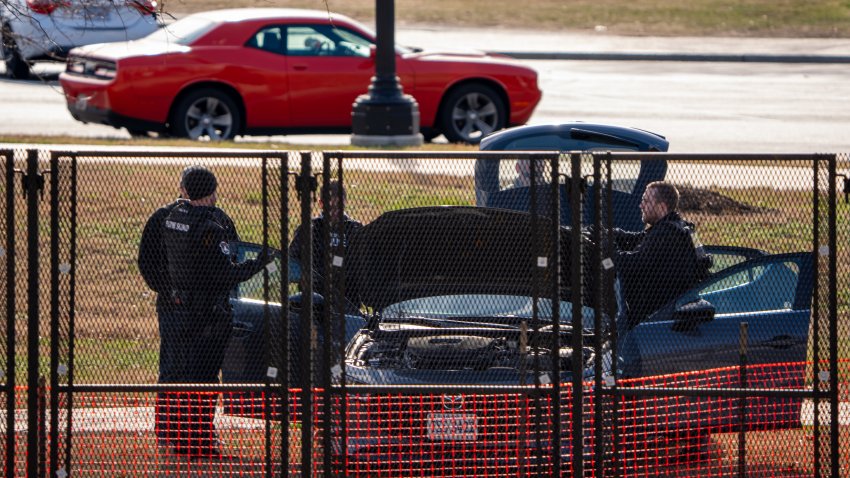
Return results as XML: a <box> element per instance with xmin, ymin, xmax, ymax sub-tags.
<box><xmin>162</xmin><ymin>0</ymin><xmax>850</xmax><ymax>37</ymax></box>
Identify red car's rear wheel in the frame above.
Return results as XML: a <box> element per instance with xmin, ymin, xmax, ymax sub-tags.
<box><xmin>439</xmin><ymin>83</ymin><xmax>506</xmax><ymax>144</ymax></box>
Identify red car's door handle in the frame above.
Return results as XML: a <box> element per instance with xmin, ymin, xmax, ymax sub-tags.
<box><xmin>292</xmin><ymin>65</ymin><xmax>308</xmax><ymax>71</ymax></box>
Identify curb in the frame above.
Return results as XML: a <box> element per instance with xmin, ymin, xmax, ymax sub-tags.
<box><xmin>489</xmin><ymin>51</ymin><xmax>850</xmax><ymax>64</ymax></box>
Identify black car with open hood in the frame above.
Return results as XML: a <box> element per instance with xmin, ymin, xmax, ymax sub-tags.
<box><xmin>343</xmin><ymin>206</ymin><xmax>605</xmax><ymax>386</ymax></box>
<box><xmin>221</xmin><ymin>204</ymin><xmax>814</xmax><ymax>473</ymax></box>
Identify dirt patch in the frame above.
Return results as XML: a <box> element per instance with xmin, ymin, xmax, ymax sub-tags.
<box><xmin>677</xmin><ymin>185</ymin><xmax>771</xmax><ymax>216</ymax></box>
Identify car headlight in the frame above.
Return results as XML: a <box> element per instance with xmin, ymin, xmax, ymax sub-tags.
<box><xmin>65</xmin><ymin>57</ymin><xmax>117</xmax><ymax>80</ymax></box>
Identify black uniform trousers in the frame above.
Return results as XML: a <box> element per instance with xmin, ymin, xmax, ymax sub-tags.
<box><xmin>155</xmin><ymin>299</ymin><xmax>232</xmax><ymax>455</ymax></box>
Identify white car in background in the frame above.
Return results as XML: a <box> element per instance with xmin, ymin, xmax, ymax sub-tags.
<box><xmin>0</xmin><ymin>0</ymin><xmax>158</xmax><ymax>79</ymax></box>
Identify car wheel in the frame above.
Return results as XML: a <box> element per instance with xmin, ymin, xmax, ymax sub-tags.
<box><xmin>171</xmin><ymin>88</ymin><xmax>241</xmax><ymax>141</ymax></box>
<box><xmin>438</xmin><ymin>83</ymin><xmax>506</xmax><ymax>144</ymax></box>
<box><xmin>1</xmin><ymin>24</ymin><xmax>29</xmax><ymax>79</ymax></box>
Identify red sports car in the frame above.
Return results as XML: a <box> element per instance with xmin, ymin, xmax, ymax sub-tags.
<box><xmin>58</xmin><ymin>8</ymin><xmax>542</xmax><ymax>144</ymax></box>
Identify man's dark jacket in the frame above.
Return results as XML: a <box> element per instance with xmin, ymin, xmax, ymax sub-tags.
<box><xmin>289</xmin><ymin>213</ymin><xmax>363</xmax><ymax>298</ymax></box>
<box><xmin>160</xmin><ymin>201</ymin><xmax>266</xmax><ymax>315</ymax></box>
<box><xmin>612</xmin><ymin>211</ymin><xmax>712</xmax><ymax>330</ymax></box>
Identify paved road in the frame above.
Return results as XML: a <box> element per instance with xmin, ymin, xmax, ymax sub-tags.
<box><xmin>3</xmin><ymin>58</ymin><xmax>850</xmax><ymax>154</ymax></box>
<box><xmin>2</xmin><ymin>27</ymin><xmax>850</xmax><ymax>156</ymax></box>
<box><xmin>397</xmin><ymin>25</ymin><xmax>850</xmax><ymax>62</ymax></box>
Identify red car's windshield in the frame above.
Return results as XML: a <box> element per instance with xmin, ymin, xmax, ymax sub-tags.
<box><xmin>143</xmin><ymin>16</ymin><xmax>220</xmax><ymax>45</ymax></box>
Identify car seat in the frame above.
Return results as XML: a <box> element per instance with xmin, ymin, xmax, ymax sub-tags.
<box><xmin>260</xmin><ymin>30</ymin><xmax>282</xmax><ymax>53</ymax></box>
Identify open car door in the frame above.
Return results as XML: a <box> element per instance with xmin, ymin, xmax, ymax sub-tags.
<box><xmin>629</xmin><ymin>251</ymin><xmax>814</xmax><ymax>378</ymax></box>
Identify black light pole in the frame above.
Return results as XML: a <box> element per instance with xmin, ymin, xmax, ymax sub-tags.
<box><xmin>351</xmin><ymin>0</ymin><xmax>423</xmax><ymax>146</ymax></box>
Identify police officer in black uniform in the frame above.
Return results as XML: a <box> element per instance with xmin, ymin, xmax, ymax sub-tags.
<box><xmin>607</xmin><ymin>181</ymin><xmax>712</xmax><ymax>378</ymax></box>
<box><xmin>289</xmin><ymin>180</ymin><xmax>363</xmax><ymax>302</ymax></box>
<box><xmin>147</xmin><ymin>166</ymin><xmax>271</xmax><ymax>458</ymax></box>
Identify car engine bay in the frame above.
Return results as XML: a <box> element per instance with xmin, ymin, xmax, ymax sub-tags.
<box><xmin>346</xmin><ymin>327</ymin><xmax>598</xmax><ymax>374</ymax></box>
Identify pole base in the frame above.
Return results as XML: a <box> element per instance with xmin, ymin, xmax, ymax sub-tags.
<box><xmin>350</xmin><ymin>92</ymin><xmax>423</xmax><ymax>146</ymax></box>
<box><xmin>350</xmin><ymin>132</ymin><xmax>424</xmax><ymax>147</ymax></box>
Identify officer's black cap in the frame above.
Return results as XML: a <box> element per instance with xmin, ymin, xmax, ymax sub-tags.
<box><xmin>181</xmin><ymin>166</ymin><xmax>217</xmax><ymax>200</ymax></box>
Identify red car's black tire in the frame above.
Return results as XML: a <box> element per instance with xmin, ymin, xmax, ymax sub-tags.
<box><xmin>171</xmin><ymin>87</ymin><xmax>241</xmax><ymax>141</ymax></box>
<box><xmin>438</xmin><ymin>83</ymin><xmax>506</xmax><ymax>144</ymax></box>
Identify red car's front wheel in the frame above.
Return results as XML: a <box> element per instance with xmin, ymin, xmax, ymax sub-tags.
<box><xmin>171</xmin><ymin>88</ymin><xmax>241</xmax><ymax>141</ymax></box>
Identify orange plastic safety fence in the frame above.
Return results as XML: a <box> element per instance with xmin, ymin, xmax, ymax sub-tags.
<box><xmin>2</xmin><ymin>361</ymin><xmax>846</xmax><ymax>477</ymax></box>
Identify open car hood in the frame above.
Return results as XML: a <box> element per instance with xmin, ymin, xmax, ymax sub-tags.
<box><xmin>347</xmin><ymin>206</ymin><xmax>593</xmax><ymax>310</ymax></box>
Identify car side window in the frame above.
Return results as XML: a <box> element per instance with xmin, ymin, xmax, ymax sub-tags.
<box><xmin>502</xmin><ymin>159</ymin><xmax>551</xmax><ymax>189</ymax></box>
<box><xmin>693</xmin><ymin>260</ymin><xmax>800</xmax><ymax>315</ymax></box>
<box><xmin>246</xmin><ymin>26</ymin><xmax>284</xmax><ymax>55</ymax></box>
<box><xmin>286</xmin><ymin>25</ymin><xmax>372</xmax><ymax>57</ymax></box>
<box><xmin>708</xmin><ymin>252</ymin><xmax>753</xmax><ymax>273</ymax></box>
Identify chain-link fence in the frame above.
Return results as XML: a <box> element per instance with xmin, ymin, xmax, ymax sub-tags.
<box><xmin>0</xmin><ymin>148</ymin><xmax>847</xmax><ymax>477</ymax></box>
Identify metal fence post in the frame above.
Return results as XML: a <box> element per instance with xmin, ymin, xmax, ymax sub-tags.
<box><xmin>827</xmin><ymin>155</ymin><xmax>839</xmax><ymax>478</ymax></box>
<box><xmin>528</xmin><ymin>154</ymin><xmax>545</xmax><ymax>462</ymax></box>
<box><xmin>549</xmin><ymin>154</ymin><xmax>562</xmax><ymax>477</ymax></box>
<box><xmin>334</xmin><ymin>154</ymin><xmax>348</xmax><ymax>478</ymax></box>
<box><xmin>280</xmin><ymin>154</ymin><xmax>293</xmax><ymax>477</ymax></box>
<box><xmin>320</xmin><ymin>155</ymin><xmax>332</xmax><ymax>477</ymax></box>
<box><xmin>811</xmin><ymin>155</ymin><xmax>822</xmax><ymax>478</ymax></box>
<box><xmin>591</xmin><ymin>155</ymin><xmax>605</xmax><ymax>478</ymax></box>
<box><xmin>606</xmin><ymin>154</ymin><xmax>620</xmax><ymax>478</ymax></box>
<box><xmin>24</xmin><ymin>149</ymin><xmax>42</xmax><ymax>478</ymax></box>
<box><xmin>49</xmin><ymin>153</ymin><xmax>60</xmax><ymax>478</ymax></box>
<box><xmin>298</xmin><ymin>151</ymin><xmax>316</xmax><ymax>477</ymax></box>
<box><xmin>260</xmin><ymin>156</ymin><xmax>273</xmax><ymax>478</ymax></box>
<box><xmin>569</xmin><ymin>153</ymin><xmax>584</xmax><ymax>478</ymax></box>
<box><xmin>64</xmin><ymin>156</ymin><xmax>78</xmax><ymax>478</ymax></box>
<box><xmin>3</xmin><ymin>150</ymin><xmax>16</xmax><ymax>478</ymax></box>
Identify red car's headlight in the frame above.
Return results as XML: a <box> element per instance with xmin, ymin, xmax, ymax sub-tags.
<box><xmin>65</xmin><ymin>57</ymin><xmax>118</xmax><ymax>80</ymax></box>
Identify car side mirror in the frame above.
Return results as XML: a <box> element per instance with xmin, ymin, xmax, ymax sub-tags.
<box><xmin>671</xmin><ymin>298</ymin><xmax>715</xmax><ymax>333</ymax></box>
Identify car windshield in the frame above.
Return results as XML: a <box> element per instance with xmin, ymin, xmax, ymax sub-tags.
<box><xmin>382</xmin><ymin>294</ymin><xmax>600</xmax><ymax>330</ymax></box>
<box><xmin>496</xmin><ymin>158</ymin><xmax>643</xmax><ymax>194</ymax></box>
<box><xmin>143</xmin><ymin>16</ymin><xmax>220</xmax><ymax>45</ymax></box>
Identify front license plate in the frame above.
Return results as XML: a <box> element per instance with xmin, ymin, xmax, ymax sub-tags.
<box><xmin>74</xmin><ymin>96</ymin><xmax>88</xmax><ymax>111</ymax></box>
<box><xmin>427</xmin><ymin>413</ymin><xmax>478</xmax><ymax>441</ymax></box>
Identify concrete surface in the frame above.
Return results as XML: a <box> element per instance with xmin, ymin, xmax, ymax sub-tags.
<box><xmin>397</xmin><ymin>24</ymin><xmax>850</xmax><ymax>62</ymax></box>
